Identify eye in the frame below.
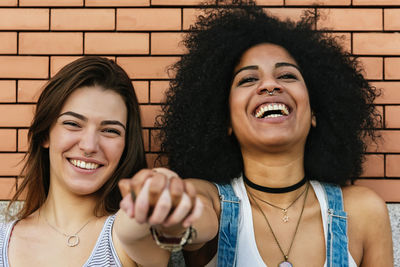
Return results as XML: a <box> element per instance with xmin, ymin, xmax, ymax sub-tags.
<box><xmin>62</xmin><ymin>121</ymin><xmax>81</xmax><ymax>128</ymax></box>
<box><xmin>237</xmin><ymin>76</ymin><xmax>258</xmax><ymax>86</ymax></box>
<box><xmin>102</xmin><ymin>128</ymin><xmax>122</xmax><ymax>136</ymax></box>
<box><xmin>278</xmin><ymin>73</ymin><xmax>298</xmax><ymax>80</ymax></box>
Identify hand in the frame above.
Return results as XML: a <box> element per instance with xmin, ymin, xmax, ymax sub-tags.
<box><xmin>118</xmin><ymin>168</ymin><xmax>203</xmax><ymax>229</ymax></box>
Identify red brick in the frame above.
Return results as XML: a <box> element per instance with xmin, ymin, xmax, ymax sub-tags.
<box><xmin>353</xmin><ymin>0</ymin><xmax>400</xmax><ymax>5</ymax></box>
<box><xmin>354</xmin><ymin>33</ymin><xmax>400</xmax><ymax>55</ymax></box>
<box><xmin>0</xmin><ymin>8</ymin><xmax>49</xmax><ymax>30</ymax></box>
<box><xmin>51</xmin><ymin>9</ymin><xmax>114</xmax><ymax>31</ymax></box>
<box><xmin>142</xmin><ymin>129</ymin><xmax>149</xmax><ymax>151</ymax></box>
<box><xmin>327</xmin><ymin>32</ymin><xmax>351</xmax><ymax>53</ymax></box>
<box><xmin>286</xmin><ymin>0</ymin><xmax>350</xmax><ymax>4</ymax></box>
<box><xmin>150</xmin><ymin>81</ymin><xmax>169</xmax><ymax>103</ymax></box>
<box><xmin>0</xmin><ymin>81</ymin><xmax>16</xmax><ymax>102</ymax></box>
<box><xmin>18</xmin><ymin>80</ymin><xmax>46</xmax><ymax>103</ymax></box>
<box><xmin>146</xmin><ymin>153</ymin><xmax>157</xmax><ymax>168</ymax></box>
<box><xmin>117</xmin><ymin>8</ymin><xmax>181</xmax><ymax>31</ymax></box>
<box><xmin>372</xmin><ymin>82</ymin><xmax>400</xmax><ymax>104</ymax></box>
<box><xmin>183</xmin><ymin>8</ymin><xmax>205</xmax><ymax>30</ymax></box>
<box><xmin>0</xmin><ymin>0</ymin><xmax>17</xmax><ymax>6</ymax></box>
<box><xmin>0</xmin><ymin>104</ymin><xmax>35</xmax><ymax>127</ymax></box>
<box><xmin>0</xmin><ymin>153</ymin><xmax>25</xmax><ymax>176</ymax></box>
<box><xmin>117</xmin><ymin>57</ymin><xmax>179</xmax><ymax>79</ymax></box>
<box><xmin>0</xmin><ymin>56</ymin><xmax>48</xmax><ymax>79</ymax></box>
<box><xmin>19</xmin><ymin>32</ymin><xmax>82</xmax><ymax>55</ymax></box>
<box><xmin>132</xmin><ymin>81</ymin><xmax>149</xmax><ymax>104</ymax></box>
<box><xmin>254</xmin><ymin>0</ymin><xmax>283</xmax><ymax>4</ymax></box>
<box><xmin>386</xmin><ymin>155</ymin><xmax>400</xmax><ymax>178</ymax></box>
<box><xmin>85</xmin><ymin>0</ymin><xmax>149</xmax><ymax>6</ymax></box>
<box><xmin>50</xmin><ymin>56</ymin><xmax>82</xmax><ymax>77</ymax></box>
<box><xmin>385</xmin><ymin>106</ymin><xmax>400</xmax><ymax>128</ymax></box>
<box><xmin>0</xmin><ymin>32</ymin><xmax>17</xmax><ymax>54</ymax></box>
<box><xmin>140</xmin><ymin>104</ymin><xmax>161</xmax><ymax>127</ymax></box>
<box><xmin>0</xmin><ymin>178</ymin><xmax>17</xmax><ymax>200</ymax></box>
<box><xmin>367</xmin><ymin>130</ymin><xmax>400</xmax><ymax>153</ymax></box>
<box><xmin>0</xmin><ymin>130</ymin><xmax>17</xmax><ymax>151</ymax></box>
<box><xmin>385</xmin><ymin>58</ymin><xmax>400</xmax><ymax>80</ymax></box>
<box><xmin>150</xmin><ymin>129</ymin><xmax>161</xmax><ymax>152</ymax></box>
<box><xmin>354</xmin><ymin>179</ymin><xmax>400</xmax><ymax>202</ymax></box>
<box><xmin>151</xmin><ymin>33</ymin><xmax>185</xmax><ymax>55</ymax></box>
<box><xmin>317</xmin><ymin>9</ymin><xmax>382</xmax><ymax>31</ymax></box>
<box><xmin>360</xmin><ymin>154</ymin><xmax>384</xmax><ymax>177</ymax></box>
<box><xmin>18</xmin><ymin>129</ymin><xmax>29</xmax><ymax>152</ymax></box>
<box><xmin>19</xmin><ymin>0</ymin><xmax>83</xmax><ymax>6</ymax></box>
<box><xmin>384</xmin><ymin>9</ymin><xmax>400</xmax><ymax>31</ymax></box>
<box><xmin>85</xmin><ymin>33</ymin><xmax>149</xmax><ymax>55</ymax></box>
<box><xmin>151</xmin><ymin>0</ymin><xmax>204</xmax><ymax>4</ymax></box>
<box><xmin>264</xmin><ymin>8</ymin><xmax>312</xmax><ymax>22</ymax></box>
<box><xmin>358</xmin><ymin>57</ymin><xmax>383</xmax><ymax>80</ymax></box>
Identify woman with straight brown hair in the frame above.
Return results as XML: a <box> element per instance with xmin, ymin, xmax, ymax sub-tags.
<box><xmin>0</xmin><ymin>56</ymin><xmax>202</xmax><ymax>267</ymax></box>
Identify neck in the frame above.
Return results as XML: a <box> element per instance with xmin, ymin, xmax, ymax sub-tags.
<box><xmin>40</xmin><ymin>182</ymin><xmax>100</xmax><ymax>231</ymax></box>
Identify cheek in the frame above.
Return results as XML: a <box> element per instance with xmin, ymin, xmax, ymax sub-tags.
<box><xmin>105</xmin><ymin>139</ymin><xmax>126</xmax><ymax>163</ymax></box>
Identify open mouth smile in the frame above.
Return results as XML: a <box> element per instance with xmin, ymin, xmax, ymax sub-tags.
<box><xmin>69</xmin><ymin>159</ymin><xmax>101</xmax><ymax>170</ymax></box>
<box><xmin>254</xmin><ymin>103</ymin><xmax>290</xmax><ymax>119</ymax></box>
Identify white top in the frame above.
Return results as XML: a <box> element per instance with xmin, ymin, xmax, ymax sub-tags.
<box><xmin>0</xmin><ymin>215</ymin><xmax>122</xmax><ymax>267</ymax></box>
<box><xmin>206</xmin><ymin>178</ymin><xmax>357</xmax><ymax>267</ymax></box>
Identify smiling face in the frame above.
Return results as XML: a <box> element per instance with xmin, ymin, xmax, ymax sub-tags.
<box><xmin>229</xmin><ymin>43</ymin><xmax>315</xmax><ymax>155</ymax></box>
<box><xmin>44</xmin><ymin>86</ymin><xmax>127</xmax><ymax>196</ymax></box>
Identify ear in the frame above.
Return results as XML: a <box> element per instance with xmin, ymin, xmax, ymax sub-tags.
<box><xmin>311</xmin><ymin>112</ymin><xmax>317</xmax><ymax>127</ymax></box>
<box><xmin>42</xmin><ymin>139</ymin><xmax>49</xmax><ymax>149</ymax></box>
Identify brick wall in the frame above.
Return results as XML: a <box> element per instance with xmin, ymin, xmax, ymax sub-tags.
<box><xmin>0</xmin><ymin>0</ymin><xmax>399</xmax><ymax>203</ymax></box>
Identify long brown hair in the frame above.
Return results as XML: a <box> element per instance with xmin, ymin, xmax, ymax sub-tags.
<box><xmin>8</xmin><ymin>56</ymin><xmax>147</xmax><ymax>219</ymax></box>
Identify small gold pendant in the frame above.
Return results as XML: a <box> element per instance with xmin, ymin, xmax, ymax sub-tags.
<box><xmin>282</xmin><ymin>209</ymin><xmax>289</xmax><ymax>223</ymax></box>
<box><xmin>67</xmin><ymin>235</ymin><xmax>79</xmax><ymax>247</ymax></box>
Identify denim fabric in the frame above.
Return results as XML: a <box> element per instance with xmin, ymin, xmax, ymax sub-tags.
<box><xmin>215</xmin><ymin>183</ymin><xmax>241</xmax><ymax>267</ymax></box>
<box><xmin>323</xmin><ymin>183</ymin><xmax>349</xmax><ymax>267</ymax></box>
<box><xmin>215</xmin><ymin>181</ymin><xmax>349</xmax><ymax>267</ymax></box>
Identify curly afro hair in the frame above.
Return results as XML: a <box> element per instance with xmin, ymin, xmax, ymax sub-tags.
<box><xmin>158</xmin><ymin>0</ymin><xmax>381</xmax><ymax>185</ymax></box>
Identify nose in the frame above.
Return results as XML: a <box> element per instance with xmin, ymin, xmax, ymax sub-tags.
<box><xmin>79</xmin><ymin>128</ymin><xmax>99</xmax><ymax>156</ymax></box>
<box><xmin>256</xmin><ymin>77</ymin><xmax>283</xmax><ymax>96</ymax></box>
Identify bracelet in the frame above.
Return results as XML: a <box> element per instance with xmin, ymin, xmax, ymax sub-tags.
<box><xmin>150</xmin><ymin>226</ymin><xmax>197</xmax><ymax>252</ymax></box>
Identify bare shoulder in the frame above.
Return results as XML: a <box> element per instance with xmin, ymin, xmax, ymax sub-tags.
<box><xmin>342</xmin><ymin>185</ymin><xmax>393</xmax><ymax>266</ymax></box>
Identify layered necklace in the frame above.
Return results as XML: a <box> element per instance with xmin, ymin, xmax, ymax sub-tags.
<box><xmin>245</xmin><ymin>174</ymin><xmax>310</xmax><ymax>267</ymax></box>
<box><xmin>44</xmin><ymin>216</ymin><xmax>93</xmax><ymax>247</ymax></box>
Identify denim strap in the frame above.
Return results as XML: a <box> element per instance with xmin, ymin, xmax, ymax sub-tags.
<box><xmin>322</xmin><ymin>182</ymin><xmax>349</xmax><ymax>267</ymax></box>
<box><xmin>214</xmin><ymin>183</ymin><xmax>240</xmax><ymax>267</ymax></box>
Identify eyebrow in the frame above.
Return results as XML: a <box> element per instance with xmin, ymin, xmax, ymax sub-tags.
<box><xmin>233</xmin><ymin>62</ymin><xmax>302</xmax><ymax>78</ymax></box>
<box><xmin>59</xmin><ymin>111</ymin><xmax>126</xmax><ymax>130</ymax></box>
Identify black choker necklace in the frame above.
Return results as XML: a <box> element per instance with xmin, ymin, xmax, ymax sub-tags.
<box><xmin>243</xmin><ymin>174</ymin><xmax>307</xmax><ymax>194</ymax></box>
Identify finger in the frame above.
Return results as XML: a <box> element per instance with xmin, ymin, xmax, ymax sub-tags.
<box><xmin>130</xmin><ymin>169</ymin><xmax>155</xmax><ymax>199</ymax></box>
<box><xmin>134</xmin><ymin>178</ymin><xmax>152</xmax><ymax>223</ymax></box>
<box><xmin>163</xmin><ymin>192</ymin><xmax>192</xmax><ymax>227</ymax></box>
<box><xmin>148</xmin><ymin>173</ymin><xmax>168</xmax><ymax>210</ymax></box>
<box><xmin>169</xmin><ymin>177</ymin><xmax>184</xmax><ymax>208</ymax></box>
<box><xmin>148</xmin><ymin>187</ymin><xmax>172</xmax><ymax>225</ymax></box>
<box><xmin>183</xmin><ymin>197</ymin><xmax>204</xmax><ymax>228</ymax></box>
<box><xmin>120</xmin><ymin>193</ymin><xmax>135</xmax><ymax>217</ymax></box>
<box><xmin>184</xmin><ymin>181</ymin><xmax>197</xmax><ymax>209</ymax></box>
<box><xmin>118</xmin><ymin>179</ymin><xmax>131</xmax><ymax>198</ymax></box>
<box><xmin>152</xmin><ymin>167</ymin><xmax>179</xmax><ymax>179</ymax></box>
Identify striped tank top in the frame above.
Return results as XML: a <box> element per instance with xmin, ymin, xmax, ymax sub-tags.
<box><xmin>0</xmin><ymin>214</ymin><xmax>122</xmax><ymax>267</ymax></box>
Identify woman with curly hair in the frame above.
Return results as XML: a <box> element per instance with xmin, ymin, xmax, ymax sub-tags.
<box><xmin>158</xmin><ymin>1</ymin><xmax>393</xmax><ymax>266</ymax></box>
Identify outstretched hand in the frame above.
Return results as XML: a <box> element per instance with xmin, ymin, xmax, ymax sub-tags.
<box><xmin>118</xmin><ymin>168</ymin><xmax>203</xmax><ymax>228</ymax></box>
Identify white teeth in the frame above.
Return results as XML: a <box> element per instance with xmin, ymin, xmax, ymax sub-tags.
<box><xmin>69</xmin><ymin>159</ymin><xmax>99</xmax><ymax>170</ymax></box>
<box><xmin>255</xmin><ymin>103</ymin><xmax>290</xmax><ymax>118</ymax></box>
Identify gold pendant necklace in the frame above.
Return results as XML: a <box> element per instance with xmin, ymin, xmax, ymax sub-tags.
<box><xmin>250</xmin><ymin>184</ymin><xmax>307</xmax><ymax>223</ymax></box>
<box><xmin>248</xmin><ymin>183</ymin><xmax>309</xmax><ymax>267</ymax></box>
<box><xmin>44</xmin><ymin>216</ymin><xmax>93</xmax><ymax>247</ymax></box>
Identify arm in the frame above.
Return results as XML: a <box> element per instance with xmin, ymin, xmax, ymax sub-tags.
<box><xmin>343</xmin><ymin>185</ymin><xmax>393</xmax><ymax>267</ymax></box>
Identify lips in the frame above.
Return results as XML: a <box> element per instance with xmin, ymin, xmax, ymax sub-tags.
<box><xmin>253</xmin><ymin>102</ymin><xmax>290</xmax><ymax>119</ymax></box>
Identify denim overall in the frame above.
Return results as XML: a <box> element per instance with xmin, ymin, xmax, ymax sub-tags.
<box><xmin>215</xmin><ymin>182</ymin><xmax>349</xmax><ymax>267</ymax></box>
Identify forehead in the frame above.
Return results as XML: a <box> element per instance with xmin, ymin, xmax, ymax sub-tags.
<box><xmin>61</xmin><ymin>86</ymin><xmax>127</xmax><ymax>122</ymax></box>
<box><xmin>236</xmin><ymin>43</ymin><xmax>297</xmax><ymax>67</ymax></box>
